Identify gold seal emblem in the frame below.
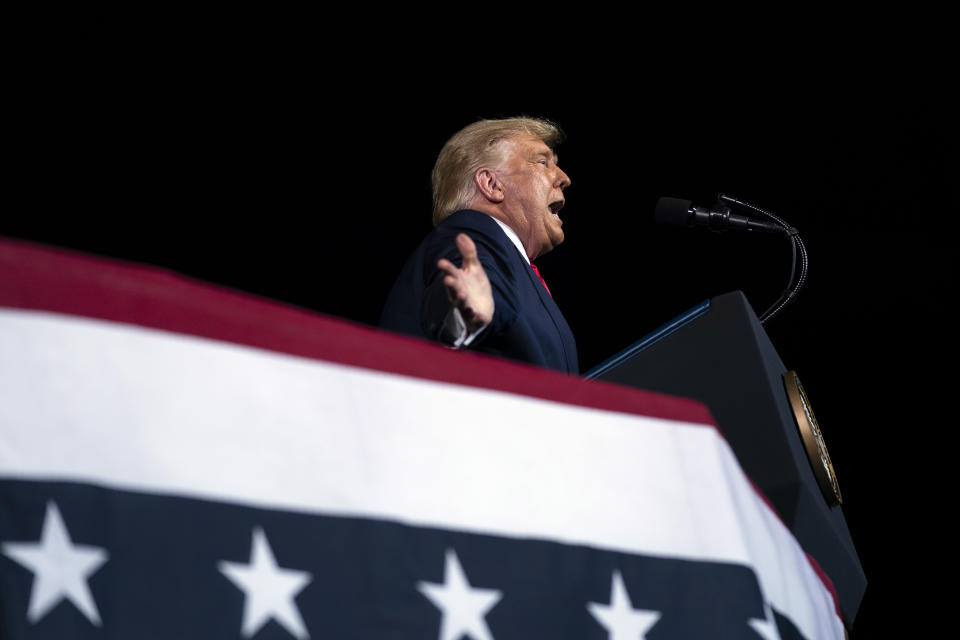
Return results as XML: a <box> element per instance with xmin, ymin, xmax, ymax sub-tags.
<box><xmin>783</xmin><ymin>371</ymin><xmax>842</xmax><ymax>506</ymax></box>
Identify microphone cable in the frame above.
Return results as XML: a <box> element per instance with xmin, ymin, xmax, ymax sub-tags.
<box><xmin>718</xmin><ymin>193</ymin><xmax>808</xmax><ymax>325</ymax></box>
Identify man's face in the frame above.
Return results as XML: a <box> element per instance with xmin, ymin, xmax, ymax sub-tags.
<box><xmin>493</xmin><ymin>133</ymin><xmax>571</xmax><ymax>260</ymax></box>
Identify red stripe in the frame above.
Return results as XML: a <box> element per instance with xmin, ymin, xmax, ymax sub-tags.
<box><xmin>746</xmin><ymin>476</ymin><xmax>845</xmax><ymax>621</ymax></box>
<box><xmin>0</xmin><ymin>237</ymin><xmax>712</xmax><ymax>426</ymax></box>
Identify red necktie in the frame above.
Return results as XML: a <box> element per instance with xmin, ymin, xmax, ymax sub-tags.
<box><xmin>530</xmin><ymin>263</ymin><xmax>551</xmax><ymax>296</ymax></box>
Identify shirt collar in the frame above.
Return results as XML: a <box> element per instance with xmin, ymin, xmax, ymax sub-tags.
<box><xmin>488</xmin><ymin>216</ymin><xmax>530</xmax><ymax>265</ymax></box>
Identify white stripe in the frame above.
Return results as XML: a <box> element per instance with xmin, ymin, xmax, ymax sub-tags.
<box><xmin>0</xmin><ymin>309</ymin><xmax>842</xmax><ymax>638</ymax></box>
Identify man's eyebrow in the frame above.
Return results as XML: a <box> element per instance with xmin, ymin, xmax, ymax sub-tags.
<box><xmin>534</xmin><ymin>149</ymin><xmax>558</xmax><ymax>162</ymax></box>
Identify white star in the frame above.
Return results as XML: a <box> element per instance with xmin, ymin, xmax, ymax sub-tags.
<box><xmin>748</xmin><ymin>601</ymin><xmax>782</xmax><ymax>640</ymax></box>
<box><xmin>218</xmin><ymin>526</ymin><xmax>313</xmax><ymax>639</ymax></box>
<box><xmin>1</xmin><ymin>501</ymin><xmax>108</xmax><ymax>625</ymax></box>
<box><xmin>417</xmin><ymin>548</ymin><xmax>503</xmax><ymax>640</ymax></box>
<box><xmin>587</xmin><ymin>570</ymin><xmax>661</xmax><ymax>640</ymax></box>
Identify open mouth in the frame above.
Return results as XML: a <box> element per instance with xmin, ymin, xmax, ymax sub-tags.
<box><xmin>549</xmin><ymin>200</ymin><xmax>565</xmax><ymax>219</ymax></box>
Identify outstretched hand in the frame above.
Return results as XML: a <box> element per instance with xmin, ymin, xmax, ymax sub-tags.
<box><xmin>436</xmin><ymin>233</ymin><xmax>494</xmax><ymax>332</ymax></box>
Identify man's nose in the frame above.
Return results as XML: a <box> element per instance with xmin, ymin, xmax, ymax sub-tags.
<box><xmin>555</xmin><ymin>167</ymin><xmax>571</xmax><ymax>189</ymax></box>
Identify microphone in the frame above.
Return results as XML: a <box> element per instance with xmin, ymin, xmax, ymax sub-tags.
<box><xmin>655</xmin><ymin>193</ymin><xmax>808</xmax><ymax>325</ymax></box>
<box><xmin>655</xmin><ymin>197</ymin><xmax>790</xmax><ymax>234</ymax></box>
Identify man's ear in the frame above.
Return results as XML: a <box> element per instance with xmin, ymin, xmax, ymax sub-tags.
<box><xmin>474</xmin><ymin>168</ymin><xmax>504</xmax><ymax>203</ymax></box>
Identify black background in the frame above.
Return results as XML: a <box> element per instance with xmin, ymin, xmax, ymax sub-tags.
<box><xmin>4</xmin><ymin>18</ymin><xmax>955</xmax><ymax>638</ymax></box>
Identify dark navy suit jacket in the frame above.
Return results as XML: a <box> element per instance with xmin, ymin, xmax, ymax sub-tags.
<box><xmin>379</xmin><ymin>210</ymin><xmax>579</xmax><ymax>374</ymax></box>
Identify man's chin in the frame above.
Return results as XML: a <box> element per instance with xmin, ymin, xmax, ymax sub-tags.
<box><xmin>545</xmin><ymin>231</ymin><xmax>565</xmax><ymax>253</ymax></box>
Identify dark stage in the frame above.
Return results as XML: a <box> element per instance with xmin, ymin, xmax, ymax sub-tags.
<box><xmin>4</xmin><ymin>31</ymin><xmax>954</xmax><ymax>637</ymax></box>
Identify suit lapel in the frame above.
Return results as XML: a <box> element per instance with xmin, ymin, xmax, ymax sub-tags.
<box><xmin>468</xmin><ymin>211</ymin><xmax>578</xmax><ymax>373</ymax></box>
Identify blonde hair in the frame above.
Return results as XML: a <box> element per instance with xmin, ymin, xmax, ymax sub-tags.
<box><xmin>431</xmin><ymin>117</ymin><xmax>564</xmax><ymax>226</ymax></box>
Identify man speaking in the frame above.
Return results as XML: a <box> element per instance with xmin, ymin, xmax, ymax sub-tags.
<box><xmin>379</xmin><ymin>117</ymin><xmax>578</xmax><ymax>374</ymax></box>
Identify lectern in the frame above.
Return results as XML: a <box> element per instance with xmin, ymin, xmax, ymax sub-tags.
<box><xmin>586</xmin><ymin>291</ymin><xmax>866</xmax><ymax>627</ymax></box>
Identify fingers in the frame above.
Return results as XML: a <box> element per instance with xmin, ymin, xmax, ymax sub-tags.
<box><xmin>455</xmin><ymin>233</ymin><xmax>480</xmax><ymax>267</ymax></box>
<box><xmin>444</xmin><ymin>275</ymin><xmax>468</xmax><ymax>304</ymax></box>
<box><xmin>434</xmin><ymin>233</ymin><xmax>493</xmax><ymax>328</ymax></box>
<box><xmin>436</xmin><ymin>258</ymin><xmax>456</xmax><ymax>277</ymax></box>
<box><xmin>437</xmin><ymin>233</ymin><xmax>479</xmax><ymax>276</ymax></box>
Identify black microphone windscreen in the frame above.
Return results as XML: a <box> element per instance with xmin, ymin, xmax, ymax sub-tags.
<box><xmin>655</xmin><ymin>197</ymin><xmax>692</xmax><ymax>225</ymax></box>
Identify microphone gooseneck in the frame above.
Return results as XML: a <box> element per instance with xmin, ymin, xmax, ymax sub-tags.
<box><xmin>717</xmin><ymin>194</ymin><xmax>807</xmax><ymax>324</ymax></box>
<box><xmin>654</xmin><ymin>194</ymin><xmax>808</xmax><ymax>325</ymax></box>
